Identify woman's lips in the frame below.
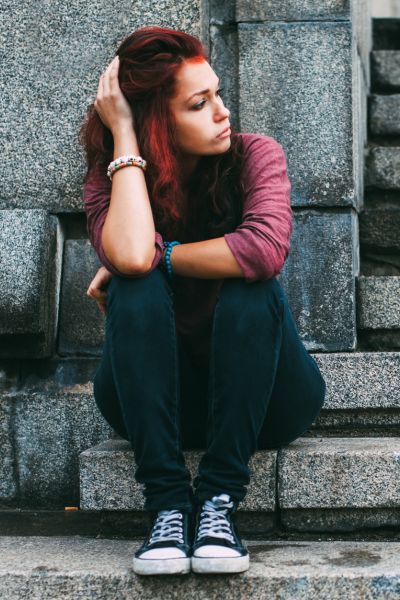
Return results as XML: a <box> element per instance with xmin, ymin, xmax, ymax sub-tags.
<box><xmin>217</xmin><ymin>126</ymin><xmax>231</xmax><ymax>138</ymax></box>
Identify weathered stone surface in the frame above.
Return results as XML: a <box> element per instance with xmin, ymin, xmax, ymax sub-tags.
<box><xmin>238</xmin><ymin>22</ymin><xmax>359</xmax><ymax>208</ymax></box>
<box><xmin>366</xmin><ymin>147</ymin><xmax>400</xmax><ymax>189</ymax></box>
<box><xmin>1</xmin><ymin>537</ymin><xmax>400</xmax><ymax>599</ymax></box>
<box><xmin>314</xmin><ymin>351</ymin><xmax>400</xmax><ymax>410</ymax></box>
<box><xmin>356</xmin><ymin>275</ymin><xmax>400</xmax><ymax>329</ymax></box>
<box><xmin>371</xmin><ymin>50</ymin><xmax>400</xmax><ymax>89</ymax></box>
<box><xmin>6</xmin><ymin>384</ymin><xmax>112</xmax><ymax>508</ymax></box>
<box><xmin>369</xmin><ymin>94</ymin><xmax>400</xmax><ymax>134</ymax></box>
<box><xmin>80</xmin><ymin>439</ymin><xmax>277</xmax><ymax>512</ymax></box>
<box><xmin>0</xmin><ymin>0</ymin><xmax>207</xmax><ymax>211</ymax></box>
<box><xmin>0</xmin><ymin>395</ymin><xmax>16</xmax><ymax>502</ymax></box>
<box><xmin>58</xmin><ymin>240</ymin><xmax>105</xmax><ymax>356</ymax></box>
<box><xmin>279</xmin><ymin>210</ymin><xmax>358</xmax><ymax>352</ymax></box>
<box><xmin>236</xmin><ymin>0</ymin><xmax>351</xmax><ymax>21</ymax></box>
<box><xmin>279</xmin><ymin>437</ymin><xmax>400</xmax><ymax>529</ymax></box>
<box><xmin>0</xmin><ymin>210</ymin><xmax>63</xmax><ymax>359</ymax></box>
<box><xmin>359</xmin><ymin>196</ymin><xmax>400</xmax><ymax>250</ymax></box>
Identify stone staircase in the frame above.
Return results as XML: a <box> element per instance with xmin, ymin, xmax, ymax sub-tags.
<box><xmin>1</xmin><ymin>11</ymin><xmax>400</xmax><ymax>599</ymax></box>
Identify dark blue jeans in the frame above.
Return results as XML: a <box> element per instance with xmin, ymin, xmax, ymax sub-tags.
<box><xmin>93</xmin><ymin>266</ymin><xmax>326</xmax><ymax>514</ymax></box>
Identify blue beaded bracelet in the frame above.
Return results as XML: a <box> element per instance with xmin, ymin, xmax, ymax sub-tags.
<box><xmin>162</xmin><ymin>241</ymin><xmax>181</xmax><ymax>279</ymax></box>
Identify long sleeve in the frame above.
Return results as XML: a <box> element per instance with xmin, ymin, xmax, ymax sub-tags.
<box><xmin>82</xmin><ymin>163</ymin><xmax>164</xmax><ymax>276</ymax></box>
<box><xmin>224</xmin><ymin>134</ymin><xmax>293</xmax><ymax>283</ymax></box>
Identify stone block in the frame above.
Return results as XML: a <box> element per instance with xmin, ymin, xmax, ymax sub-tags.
<box><xmin>369</xmin><ymin>94</ymin><xmax>400</xmax><ymax>135</ymax></box>
<box><xmin>359</xmin><ymin>196</ymin><xmax>400</xmax><ymax>250</ymax></box>
<box><xmin>0</xmin><ymin>394</ymin><xmax>17</xmax><ymax>503</ymax></box>
<box><xmin>279</xmin><ymin>210</ymin><xmax>358</xmax><ymax>351</ymax></box>
<box><xmin>279</xmin><ymin>437</ymin><xmax>400</xmax><ymax>530</ymax></box>
<box><xmin>80</xmin><ymin>439</ymin><xmax>277</xmax><ymax>512</ymax></box>
<box><xmin>7</xmin><ymin>383</ymin><xmax>111</xmax><ymax>508</ymax></box>
<box><xmin>371</xmin><ymin>50</ymin><xmax>400</xmax><ymax>89</ymax></box>
<box><xmin>238</xmin><ymin>22</ymin><xmax>359</xmax><ymax>208</ymax></box>
<box><xmin>366</xmin><ymin>147</ymin><xmax>400</xmax><ymax>190</ymax></box>
<box><xmin>58</xmin><ymin>240</ymin><xmax>105</xmax><ymax>356</ymax></box>
<box><xmin>356</xmin><ymin>275</ymin><xmax>400</xmax><ymax>329</ymax></box>
<box><xmin>0</xmin><ymin>210</ymin><xmax>63</xmax><ymax>359</ymax></box>
<box><xmin>1</xmin><ymin>0</ymin><xmax>207</xmax><ymax>211</ymax></box>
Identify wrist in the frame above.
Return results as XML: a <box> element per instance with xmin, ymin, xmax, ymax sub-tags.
<box><xmin>112</xmin><ymin>124</ymin><xmax>138</xmax><ymax>144</ymax></box>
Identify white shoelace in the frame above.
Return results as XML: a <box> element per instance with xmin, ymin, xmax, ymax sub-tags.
<box><xmin>196</xmin><ymin>494</ymin><xmax>235</xmax><ymax>544</ymax></box>
<box><xmin>148</xmin><ymin>509</ymin><xmax>184</xmax><ymax>545</ymax></box>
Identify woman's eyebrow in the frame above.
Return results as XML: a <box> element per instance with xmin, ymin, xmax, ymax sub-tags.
<box><xmin>186</xmin><ymin>77</ymin><xmax>220</xmax><ymax>102</ymax></box>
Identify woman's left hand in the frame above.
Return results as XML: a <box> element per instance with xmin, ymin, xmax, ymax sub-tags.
<box><xmin>86</xmin><ymin>266</ymin><xmax>113</xmax><ymax>316</ymax></box>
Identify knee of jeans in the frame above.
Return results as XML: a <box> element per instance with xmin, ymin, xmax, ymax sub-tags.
<box><xmin>107</xmin><ymin>267</ymin><xmax>171</xmax><ymax>315</ymax></box>
<box><xmin>217</xmin><ymin>276</ymin><xmax>282</xmax><ymax>328</ymax></box>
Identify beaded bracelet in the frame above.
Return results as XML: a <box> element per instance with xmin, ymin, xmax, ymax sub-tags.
<box><xmin>162</xmin><ymin>241</ymin><xmax>181</xmax><ymax>279</ymax></box>
<box><xmin>107</xmin><ymin>155</ymin><xmax>147</xmax><ymax>181</ymax></box>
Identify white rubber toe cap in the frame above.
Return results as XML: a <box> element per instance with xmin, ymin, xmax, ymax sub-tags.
<box><xmin>139</xmin><ymin>547</ymin><xmax>187</xmax><ymax>559</ymax></box>
<box><xmin>193</xmin><ymin>544</ymin><xmax>241</xmax><ymax>558</ymax></box>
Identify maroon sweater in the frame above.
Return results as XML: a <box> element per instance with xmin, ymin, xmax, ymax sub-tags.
<box><xmin>83</xmin><ymin>133</ymin><xmax>293</xmax><ymax>369</ymax></box>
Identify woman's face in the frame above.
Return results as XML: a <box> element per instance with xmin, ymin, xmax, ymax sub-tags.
<box><xmin>169</xmin><ymin>59</ymin><xmax>231</xmax><ymax>160</ymax></box>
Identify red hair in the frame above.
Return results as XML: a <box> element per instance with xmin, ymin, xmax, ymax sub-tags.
<box><xmin>79</xmin><ymin>25</ymin><xmax>245</xmax><ymax>241</ymax></box>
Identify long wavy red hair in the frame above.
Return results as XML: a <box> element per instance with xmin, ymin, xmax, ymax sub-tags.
<box><xmin>79</xmin><ymin>25</ymin><xmax>245</xmax><ymax>242</ymax></box>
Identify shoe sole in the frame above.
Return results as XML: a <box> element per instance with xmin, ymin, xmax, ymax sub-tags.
<box><xmin>191</xmin><ymin>554</ymin><xmax>250</xmax><ymax>574</ymax></box>
<box><xmin>132</xmin><ymin>556</ymin><xmax>191</xmax><ymax>575</ymax></box>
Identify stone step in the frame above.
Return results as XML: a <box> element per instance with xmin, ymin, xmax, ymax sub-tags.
<box><xmin>80</xmin><ymin>437</ymin><xmax>400</xmax><ymax>532</ymax></box>
<box><xmin>371</xmin><ymin>51</ymin><xmax>400</xmax><ymax>91</ymax></box>
<box><xmin>1</xmin><ymin>536</ymin><xmax>400</xmax><ymax>598</ymax></box>
<box><xmin>356</xmin><ymin>276</ymin><xmax>400</xmax><ymax>329</ymax></box>
<box><xmin>369</xmin><ymin>94</ymin><xmax>400</xmax><ymax>135</ymax></box>
<box><xmin>359</xmin><ymin>196</ymin><xmax>400</xmax><ymax>251</ymax></box>
<box><xmin>365</xmin><ymin>146</ymin><xmax>400</xmax><ymax>189</ymax></box>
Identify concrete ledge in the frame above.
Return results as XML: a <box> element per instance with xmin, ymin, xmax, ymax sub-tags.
<box><xmin>0</xmin><ymin>537</ymin><xmax>399</xmax><ymax>598</ymax></box>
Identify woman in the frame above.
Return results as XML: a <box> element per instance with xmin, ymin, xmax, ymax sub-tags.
<box><xmin>79</xmin><ymin>25</ymin><xmax>327</xmax><ymax>576</ymax></box>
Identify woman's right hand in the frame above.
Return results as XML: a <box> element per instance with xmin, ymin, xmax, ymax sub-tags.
<box><xmin>94</xmin><ymin>56</ymin><xmax>136</xmax><ymax>136</ymax></box>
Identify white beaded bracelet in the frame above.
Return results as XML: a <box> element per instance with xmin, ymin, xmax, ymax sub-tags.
<box><xmin>107</xmin><ymin>155</ymin><xmax>147</xmax><ymax>180</ymax></box>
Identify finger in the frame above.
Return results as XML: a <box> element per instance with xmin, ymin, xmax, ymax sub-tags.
<box><xmin>109</xmin><ymin>56</ymin><xmax>120</xmax><ymax>92</ymax></box>
<box><xmin>102</xmin><ymin>56</ymin><xmax>116</xmax><ymax>98</ymax></box>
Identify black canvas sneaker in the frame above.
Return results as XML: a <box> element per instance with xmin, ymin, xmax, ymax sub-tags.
<box><xmin>191</xmin><ymin>493</ymin><xmax>250</xmax><ymax>574</ymax></box>
<box><xmin>132</xmin><ymin>508</ymin><xmax>193</xmax><ymax>575</ymax></box>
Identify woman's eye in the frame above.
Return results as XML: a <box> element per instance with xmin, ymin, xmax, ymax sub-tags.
<box><xmin>193</xmin><ymin>88</ymin><xmax>224</xmax><ymax>110</ymax></box>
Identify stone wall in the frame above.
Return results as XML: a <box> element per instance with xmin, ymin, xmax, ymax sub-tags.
<box><xmin>0</xmin><ymin>0</ymin><xmax>372</xmax><ymax>507</ymax></box>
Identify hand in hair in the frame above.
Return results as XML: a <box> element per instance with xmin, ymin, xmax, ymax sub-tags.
<box><xmin>94</xmin><ymin>56</ymin><xmax>136</xmax><ymax>136</ymax></box>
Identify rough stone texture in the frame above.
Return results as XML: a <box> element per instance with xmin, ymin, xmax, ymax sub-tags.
<box><xmin>279</xmin><ymin>210</ymin><xmax>358</xmax><ymax>352</ymax></box>
<box><xmin>1</xmin><ymin>537</ymin><xmax>400</xmax><ymax>599</ymax></box>
<box><xmin>58</xmin><ymin>240</ymin><xmax>105</xmax><ymax>356</ymax></box>
<box><xmin>279</xmin><ymin>437</ymin><xmax>400</xmax><ymax>529</ymax></box>
<box><xmin>79</xmin><ymin>439</ymin><xmax>277</xmax><ymax>512</ymax></box>
<box><xmin>236</xmin><ymin>0</ymin><xmax>351</xmax><ymax>21</ymax></box>
<box><xmin>359</xmin><ymin>196</ymin><xmax>400</xmax><ymax>250</ymax></box>
<box><xmin>371</xmin><ymin>50</ymin><xmax>400</xmax><ymax>89</ymax></box>
<box><xmin>356</xmin><ymin>276</ymin><xmax>400</xmax><ymax>329</ymax></box>
<box><xmin>366</xmin><ymin>147</ymin><xmax>400</xmax><ymax>189</ymax></box>
<box><xmin>313</xmin><ymin>351</ymin><xmax>400</xmax><ymax>410</ymax></box>
<box><xmin>3</xmin><ymin>384</ymin><xmax>112</xmax><ymax>508</ymax></box>
<box><xmin>0</xmin><ymin>0</ymin><xmax>208</xmax><ymax>211</ymax></box>
<box><xmin>0</xmin><ymin>395</ymin><xmax>16</xmax><ymax>502</ymax></box>
<box><xmin>369</xmin><ymin>94</ymin><xmax>400</xmax><ymax>134</ymax></box>
<box><xmin>238</xmin><ymin>22</ymin><xmax>360</xmax><ymax>208</ymax></box>
<box><xmin>0</xmin><ymin>210</ymin><xmax>63</xmax><ymax>359</ymax></box>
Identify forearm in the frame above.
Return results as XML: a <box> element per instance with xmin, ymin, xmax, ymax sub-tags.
<box><xmin>101</xmin><ymin>125</ymin><xmax>156</xmax><ymax>273</ymax></box>
<box><xmin>167</xmin><ymin>237</ymin><xmax>245</xmax><ymax>279</ymax></box>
